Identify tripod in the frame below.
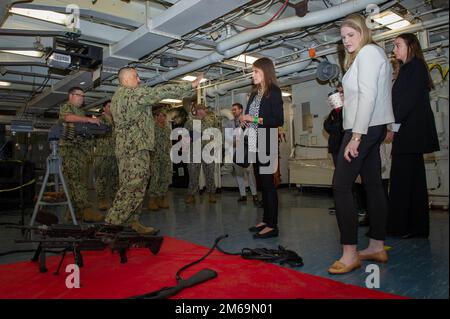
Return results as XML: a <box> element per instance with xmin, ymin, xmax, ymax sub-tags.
<box><xmin>29</xmin><ymin>140</ymin><xmax>77</xmax><ymax>226</ymax></box>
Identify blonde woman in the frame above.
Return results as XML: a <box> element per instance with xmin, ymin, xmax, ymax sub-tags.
<box><xmin>329</xmin><ymin>14</ymin><xmax>395</xmax><ymax>274</ymax></box>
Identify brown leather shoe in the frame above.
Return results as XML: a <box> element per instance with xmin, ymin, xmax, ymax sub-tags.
<box><xmin>359</xmin><ymin>250</ymin><xmax>388</xmax><ymax>263</ymax></box>
<box><xmin>185</xmin><ymin>195</ymin><xmax>195</xmax><ymax>204</ymax></box>
<box><xmin>82</xmin><ymin>208</ymin><xmax>104</xmax><ymax>222</ymax></box>
<box><xmin>148</xmin><ymin>197</ymin><xmax>159</xmax><ymax>211</ymax></box>
<box><xmin>328</xmin><ymin>259</ymin><xmax>361</xmax><ymax>275</ymax></box>
<box><xmin>157</xmin><ymin>196</ymin><xmax>170</xmax><ymax>209</ymax></box>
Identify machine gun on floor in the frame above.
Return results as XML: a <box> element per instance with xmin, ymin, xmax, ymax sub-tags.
<box><xmin>11</xmin><ymin>224</ymin><xmax>164</xmax><ymax>274</ymax></box>
<box><xmin>9</xmin><ymin>224</ymin><xmax>129</xmax><ymax>239</ymax></box>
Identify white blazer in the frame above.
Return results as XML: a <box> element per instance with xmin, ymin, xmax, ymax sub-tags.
<box><xmin>342</xmin><ymin>44</ymin><xmax>395</xmax><ymax>134</ymax></box>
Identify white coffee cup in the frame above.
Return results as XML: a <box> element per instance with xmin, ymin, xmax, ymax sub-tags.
<box><xmin>328</xmin><ymin>91</ymin><xmax>343</xmax><ymax>109</ymax></box>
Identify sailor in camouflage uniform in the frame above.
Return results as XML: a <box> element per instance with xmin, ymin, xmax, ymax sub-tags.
<box><xmin>59</xmin><ymin>87</ymin><xmax>104</xmax><ymax>222</ymax></box>
<box><xmin>93</xmin><ymin>100</ymin><xmax>118</xmax><ymax>211</ymax></box>
<box><xmin>184</xmin><ymin>104</ymin><xmax>218</xmax><ymax>205</ymax></box>
<box><xmin>105</xmin><ymin>67</ymin><xmax>201</xmax><ymax>234</ymax></box>
<box><xmin>147</xmin><ymin>105</ymin><xmax>172</xmax><ymax>211</ymax></box>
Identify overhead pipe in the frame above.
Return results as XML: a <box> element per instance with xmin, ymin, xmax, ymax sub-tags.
<box><xmin>146</xmin><ymin>43</ymin><xmax>250</xmax><ymax>86</ymax></box>
<box><xmin>205</xmin><ymin>12</ymin><xmax>449</xmax><ymax>96</ymax></box>
<box><xmin>205</xmin><ymin>51</ymin><xmax>312</xmax><ymax>97</ymax></box>
<box><xmin>216</xmin><ymin>0</ymin><xmax>385</xmax><ymax>54</ymax></box>
<box><xmin>148</xmin><ymin>0</ymin><xmax>383</xmax><ymax>87</ymax></box>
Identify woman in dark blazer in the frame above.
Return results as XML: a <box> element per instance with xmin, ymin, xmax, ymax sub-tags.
<box><xmin>388</xmin><ymin>33</ymin><xmax>440</xmax><ymax>238</ymax></box>
<box><xmin>239</xmin><ymin>57</ymin><xmax>284</xmax><ymax>239</ymax></box>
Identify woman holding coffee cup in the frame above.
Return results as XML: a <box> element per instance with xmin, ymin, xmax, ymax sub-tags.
<box><xmin>328</xmin><ymin>14</ymin><xmax>395</xmax><ymax>274</ymax></box>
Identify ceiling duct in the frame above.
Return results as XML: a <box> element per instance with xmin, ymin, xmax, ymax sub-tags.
<box><xmin>22</xmin><ymin>0</ymin><xmax>253</xmax><ymax>115</ymax></box>
<box><xmin>205</xmin><ymin>52</ymin><xmax>312</xmax><ymax>97</ymax></box>
<box><xmin>216</xmin><ymin>0</ymin><xmax>385</xmax><ymax>54</ymax></box>
<box><xmin>150</xmin><ymin>0</ymin><xmax>384</xmax><ymax>86</ymax></box>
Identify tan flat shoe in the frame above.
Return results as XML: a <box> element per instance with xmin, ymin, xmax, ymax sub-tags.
<box><xmin>328</xmin><ymin>259</ymin><xmax>361</xmax><ymax>275</ymax></box>
<box><xmin>359</xmin><ymin>250</ymin><xmax>388</xmax><ymax>263</ymax></box>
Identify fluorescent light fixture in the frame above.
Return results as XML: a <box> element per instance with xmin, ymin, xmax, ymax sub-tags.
<box><xmin>373</xmin><ymin>10</ymin><xmax>411</xmax><ymax>30</ymax></box>
<box><xmin>282</xmin><ymin>92</ymin><xmax>292</xmax><ymax>97</ymax></box>
<box><xmin>0</xmin><ymin>50</ymin><xmax>44</xmax><ymax>58</ymax></box>
<box><xmin>0</xmin><ymin>81</ymin><xmax>11</xmax><ymax>87</ymax></box>
<box><xmin>387</xmin><ymin>20</ymin><xmax>411</xmax><ymax>30</ymax></box>
<box><xmin>182</xmin><ymin>75</ymin><xmax>208</xmax><ymax>83</ymax></box>
<box><xmin>231</xmin><ymin>54</ymin><xmax>259</xmax><ymax>65</ymax></box>
<box><xmin>9</xmin><ymin>7</ymin><xmax>69</xmax><ymax>25</ymax></box>
<box><xmin>160</xmin><ymin>99</ymin><xmax>182</xmax><ymax>104</ymax></box>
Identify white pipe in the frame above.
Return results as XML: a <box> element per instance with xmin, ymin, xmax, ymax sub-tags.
<box><xmin>216</xmin><ymin>0</ymin><xmax>384</xmax><ymax>54</ymax></box>
<box><xmin>206</xmin><ymin>51</ymin><xmax>312</xmax><ymax>97</ymax></box>
<box><xmin>205</xmin><ymin>13</ymin><xmax>449</xmax><ymax>96</ymax></box>
<box><xmin>148</xmin><ymin>0</ymin><xmax>383</xmax><ymax>86</ymax></box>
<box><xmin>147</xmin><ymin>43</ymin><xmax>249</xmax><ymax>86</ymax></box>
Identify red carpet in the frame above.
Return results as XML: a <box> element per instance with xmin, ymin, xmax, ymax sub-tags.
<box><xmin>0</xmin><ymin>237</ymin><xmax>406</xmax><ymax>299</ymax></box>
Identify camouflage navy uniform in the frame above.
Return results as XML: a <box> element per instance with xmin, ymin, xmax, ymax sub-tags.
<box><xmin>147</xmin><ymin>123</ymin><xmax>172</xmax><ymax>198</ymax></box>
<box><xmin>93</xmin><ymin>114</ymin><xmax>118</xmax><ymax>202</ymax></box>
<box><xmin>59</xmin><ymin>102</ymin><xmax>94</xmax><ymax>215</ymax></box>
<box><xmin>105</xmin><ymin>83</ymin><xmax>192</xmax><ymax>225</ymax></box>
<box><xmin>184</xmin><ymin>112</ymin><xmax>218</xmax><ymax>195</ymax></box>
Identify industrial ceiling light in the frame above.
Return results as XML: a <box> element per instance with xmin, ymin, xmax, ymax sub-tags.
<box><xmin>0</xmin><ymin>50</ymin><xmax>45</xmax><ymax>58</ymax></box>
<box><xmin>0</xmin><ymin>81</ymin><xmax>12</xmax><ymax>87</ymax></box>
<box><xmin>160</xmin><ymin>99</ymin><xmax>182</xmax><ymax>104</ymax></box>
<box><xmin>181</xmin><ymin>75</ymin><xmax>208</xmax><ymax>83</ymax></box>
<box><xmin>372</xmin><ymin>10</ymin><xmax>411</xmax><ymax>30</ymax></box>
<box><xmin>316</xmin><ymin>60</ymin><xmax>340</xmax><ymax>82</ymax></box>
<box><xmin>231</xmin><ymin>54</ymin><xmax>259</xmax><ymax>65</ymax></box>
<box><xmin>9</xmin><ymin>7</ymin><xmax>69</xmax><ymax>25</ymax></box>
<box><xmin>282</xmin><ymin>92</ymin><xmax>292</xmax><ymax>97</ymax></box>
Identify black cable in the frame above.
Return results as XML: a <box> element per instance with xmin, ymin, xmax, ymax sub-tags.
<box><xmin>216</xmin><ymin>242</ymin><xmax>304</xmax><ymax>267</ymax></box>
<box><xmin>133</xmin><ymin>235</ymin><xmax>228</xmax><ymax>299</ymax></box>
<box><xmin>175</xmin><ymin>234</ymin><xmax>228</xmax><ymax>281</ymax></box>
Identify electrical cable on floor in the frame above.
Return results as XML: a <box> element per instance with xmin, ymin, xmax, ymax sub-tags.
<box><xmin>133</xmin><ymin>235</ymin><xmax>228</xmax><ymax>299</ymax></box>
<box><xmin>216</xmin><ymin>242</ymin><xmax>304</xmax><ymax>268</ymax></box>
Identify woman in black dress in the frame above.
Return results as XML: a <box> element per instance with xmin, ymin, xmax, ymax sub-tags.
<box><xmin>387</xmin><ymin>33</ymin><xmax>440</xmax><ymax>238</ymax></box>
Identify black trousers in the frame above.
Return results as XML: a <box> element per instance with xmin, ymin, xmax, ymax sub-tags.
<box><xmin>253</xmin><ymin>157</ymin><xmax>278</xmax><ymax>229</ymax></box>
<box><xmin>387</xmin><ymin>153</ymin><xmax>430</xmax><ymax>237</ymax></box>
<box><xmin>332</xmin><ymin>152</ymin><xmax>367</xmax><ymax>212</ymax></box>
<box><xmin>332</xmin><ymin>125</ymin><xmax>388</xmax><ymax>245</ymax></box>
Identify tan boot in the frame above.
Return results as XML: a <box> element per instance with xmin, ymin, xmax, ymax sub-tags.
<box><xmin>157</xmin><ymin>196</ymin><xmax>170</xmax><ymax>209</ymax></box>
<box><xmin>185</xmin><ymin>195</ymin><xmax>195</xmax><ymax>204</ymax></box>
<box><xmin>98</xmin><ymin>199</ymin><xmax>109</xmax><ymax>211</ymax></box>
<box><xmin>148</xmin><ymin>197</ymin><xmax>159</xmax><ymax>211</ymax></box>
<box><xmin>208</xmin><ymin>193</ymin><xmax>217</xmax><ymax>204</ymax></box>
<box><xmin>130</xmin><ymin>220</ymin><xmax>159</xmax><ymax>235</ymax></box>
<box><xmin>64</xmin><ymin>209</ymin><xmax>82</xmax><ymax>223</ymax></box>
<box><xmin>82</xmin><ymin>208</ymin><xmax>104</xmax><ymax>222</ymax></box>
